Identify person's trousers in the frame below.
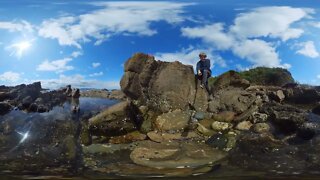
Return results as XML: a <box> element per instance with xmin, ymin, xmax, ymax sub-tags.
<box><xmin>201</xmin><ymin>69</ymin><xmax>209</xmax><ymax>85</ymax></box>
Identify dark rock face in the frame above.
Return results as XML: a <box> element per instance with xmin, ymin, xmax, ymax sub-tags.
<box><xmin>312</xmin><ymin>104</ymin><xmax>320</xmax><ymax>115</ymax></box>
<box><xmin>261</xmin><ymin>102</ymin><xmax>307</xmax><ymax>134</ymax></box>
<box><xmin>284</xmin><ymin>85</ymin><xmax>320</xmax><ymax>104</ymax></box>
<box><xmin>0</xmin><ymin>102</ymin><xmax>12</xmax><ymax>115</ymax></box>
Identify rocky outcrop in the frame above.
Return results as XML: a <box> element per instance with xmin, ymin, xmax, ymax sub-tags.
<box><xmin>120</xmin><ymin>53</ymin><xmax>207</xmax><ymax>113</ymax></box>
<box><xmin>88</xmin><ymin>101</ymin><xmax>143</xmax><ymax>136</ymax></box>
<box><xmin>284</xmin><ymin>85</ymin><xmax>320</xmax><ymax>104</ymax></box>
<box><xmin>0</xmin><ymin>82</ymin><xmax>81</xmax><ymax>114</ymax></box>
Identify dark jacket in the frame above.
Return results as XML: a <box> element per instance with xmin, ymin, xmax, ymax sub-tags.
<box><xmin>196</xmin><ymin>59</ymin><xmax>211</xmax><ymax>75</ymax></box>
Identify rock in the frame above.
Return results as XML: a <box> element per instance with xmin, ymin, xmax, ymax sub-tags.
<box><xmin>154</xmin><ymin>109</ymin><xmax>191</xmax><ymax>131</ymax></box>
<box><xmin>312</xmin><ymin>104</ymin><xmax>320</xmax><ymax>116</ymax></box>
<box><xmin>251</xmin><ymin>112</ymin><xmax>268</xmax><ymax>123</ymax></box>
<box><xmin>102</xmin><ymin>162</ymin><xmax>214</xmax><ymax>177</ymax></box>
<box><xmin>11</xmin><ymin>82</ymin><xmax>42</xmax><ymax>103</ymax></box>
<box><xmin>297</xmin><ymin>122</ymin><xmax>319</xmax><ymax>140</ymax></box>
<box><xmin>268</xmin><ymin>90</ymin><xmax>285</xmax><ymax>103</ymax></box>
<box><xmin>89</xmin><ymin>101</ymin><xmax>142</xmax><ymax>136</ymax></box>
<box><xmin>234</xmin><ymin>105</ymin><xmax>259</xmax><ymax>122</ymax></box>
<box><xmin>252</xmin><ymin>123</ymin><xmax>270</xmax><ymax>133</ymax></box>
<box><xmin>28</xmin><ymin>103</ymin><xmax>38</xmax><ymax>112</ymax></box>
<box><xmin>211</xmin><ymin>121</ymin><xmax>232</xmax><ymax>131</ymax></box>
<box><xmin>236</xmin><ymin>121</ymin><xmax>253</xmax><ymax>131</ymax></box>
<box><xmin>140</xmin><ymin>110</ymin><xmax>158</xmax><ymax>133</ymax></box>
<box><xmin>194</xmin><ymin>111</ymin><xmax>205</xmax><ymax>120</ymax></box>
<box><xmin>197</xmin><ymin>123</ymin><xmax>216</xmax><ymax>136</ymax></box>
<box><xmin>81</xmin><ymin>89</ymin><xmax>110</xmax><ymax>98</ymax></box>
<box><xmin>0</xmin><ymin>92</ymin><xmax>11</xmax><ymax>101</ymax></box>
<box><xmin>193</xmin><ymin>86</ymin><xmax>209</xmax><ymax>112</ymax></box>
<box><xmin>120</xmin><ymin>53</ymin><xmax>197</xmax><ymax>113</ymax></box>
<box><xmin>228</xmin><ymin>132</ymin><xmax>292</xmax><ymax>172</ymax></box>
<box><xmin>37</xmin><ymin>105</ymin><xmax>49</xmax><ymax>113</ymax></box>
<box><xmin>261</xmin><ymin>102</ymin><xmax>307</xmax><ymax>134</ymax></box>
<box><xmin>65</xmin><ymin>85</ymin><xmax>72</xmax><ymax>97</ymax></box>
<box><xmin>0</xmin><ymin>102</ymin><xmax>12</xmax><ymax>115</ymax></box>
<box><xmin>284</xmin><ymin>86</ymin><xmax>320</xmax><ymax>104</ymax></box>
<box><xmin>210</xmin><ymin>70</ymin><xmax>250</xmax><ymax>93</ymax></box>
<box><xmin>205</xmin><ymin>132</ymin><xmax>229</xmax><ymax>150</ymax></box>
<box><xmin>109</xmin><ymin>131</ymin><xmax>147</xmax><ymax>144</ymax></box>
<box><xmin>212</xmin><ymin>111</ymin><xmax>236</xmax><ymax>122</ymax></box>
<box><xmin>217</xmin><ymin>88</ymin><xmax>257</xmax><ymax>114</ymax></box>
<box><xmin>109</xmin><ymin>90</ymin><xmax>126</xmax><ymax>100</ymax></box>
<box><xmin>208</xmin><ymin>99</ymin><xmax>221</xmax><ymax>113</ymax></box>
<box><xmin>72</xmin><ymin>88</ymin><xmax>80</xmax><ymax>98</ymax></box>
<box><xmin>130</xmin><ymin>140</ymin><xmax>227</xmax><ymax>169</ymax></box>
<box><xmin>147</xmin><ymin>131</ymin><xmax>201</xmax><ymax>142</ymax></box>
<box><xmin>80</xmin><ymin>122</ymin><xmax>92</xmax><ymax>146</ymax></box>
<box><xmin>63</xmin><ymin>135</ymin><xmax>78</xmax><ymax>160</ymax></box>
<box><xmin>21</xmin><ymin>96</ymin><xmax>33</xmax><ymax>108</ymax></box>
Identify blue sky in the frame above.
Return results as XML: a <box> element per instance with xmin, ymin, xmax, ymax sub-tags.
<box><xmin>0</xmin><ymin>0</ymin><xmax>319</xmax><ymax>89</ymax></box>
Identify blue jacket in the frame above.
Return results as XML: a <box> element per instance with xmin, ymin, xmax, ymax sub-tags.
<box><xmin>196</xmin><ymin>59</ymin><xmax>211</xmax><ymax>74</ymax></box>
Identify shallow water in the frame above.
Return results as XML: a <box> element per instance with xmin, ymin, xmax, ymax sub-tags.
<box><xmin>1</xmin><ymin>98</ymin><xmax>320</xmax><ymax>179</ymax></box>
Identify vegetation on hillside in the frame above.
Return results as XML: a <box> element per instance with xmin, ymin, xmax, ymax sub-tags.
<box><xmin>207</xmin><ymin>67</ymin><xmax>294</xmax><ymax>87</ymax></box>
<box><xmin>238</xmin><ymin>67</ymin><xmax>294</xmax><ymax>86</ymax></box>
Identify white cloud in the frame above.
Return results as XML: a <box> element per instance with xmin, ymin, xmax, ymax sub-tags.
<box><xmin>89</xmin><ymin>71</ymin><xmax>104</xmax><ymax>77</ymax></box>
<box><xmin>0</xmin><ymin>20</ymin><xmax>33</xmax><ymax>33</ymax></box>
<box><xmin>180</xmin><ymin>6</ymin><xmax>310</xmax><ymax>68</ymax></box>
<box><xmin>38</xmin><ymin>17</ymin><xmax>82</xmax><ymax>48</ymax></box>
<box><xmin>182</xmin><ymin>23</ymin><xmax>234</xmax><ymax>50</ymax></box>
<box><xmin>296</xmin><ymin>41</ymin><xmax>319</xmax><ymax>58</ymax></box>
<box><xmin>71</xmin><ymin>51</ymin><xmax>83</xmax><ymax>58</ymax></box>
<box><xmin>37</xmin><ymin>74</ymin><xmax>119</xmax><ymax>89</ymax></box>
<box><xmin>309</xmin><ymin>21</ymin><xmax>320</xmax><ymax>28</ymax></box>
<box><xmin>230</xmin><ymin>6</ymin><xmax>311</xmax><ymax>41</ymax></box>
<box><xmin>232</xmin><ymin>39</ymin><xmax>281</xmax><ymax>67</ymax></box>
<box><xmin>92</xmin><ymin>62</ymin><xmax>101</xmax><ymax>68</ymax></box>
<box><xmin>38</xmin><ymin>2</ymin><xmax>193</xmax><ymax>48</ymax></box>
<box><xmin>37</xmin><ymin>58</ymin><xmax>74</xmax><ymax>73</ymax></box>
<box><xmin>317</xmin><ymin>75</ymin><xmax>320</xmax><ymax>79</ymax></box>
<box><xmin>0</xmin><ymin>71</ymin><xmax>21</xmax><ymax>82</ymax></box>
<box><xmin>155</xmin><ymin>46</ymin><xmax>226</xmax><ymax>69</ymax></box>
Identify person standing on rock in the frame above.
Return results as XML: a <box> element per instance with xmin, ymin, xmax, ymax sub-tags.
<box><xmin>196</xmin><ymin>52</ymin><xmax>211</xmax><ymax>89</ymax></box>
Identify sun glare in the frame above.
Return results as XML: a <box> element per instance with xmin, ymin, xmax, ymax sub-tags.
<box><xmin>8</xmin><ymin>40</ymin><xmax>32</xmax><ymax>58</ymax></box>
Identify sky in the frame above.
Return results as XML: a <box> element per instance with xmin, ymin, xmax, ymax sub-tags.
<box><xmin>0</xmin><ymin>0</ymin><xmax>319</xmax><ymax>89</ymax></box>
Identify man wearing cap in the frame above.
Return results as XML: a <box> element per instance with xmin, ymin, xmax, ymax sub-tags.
<box><xmin>196</xmin><ymin>52</ymin><xmax>211</xmax><ymax>89</ymax></box>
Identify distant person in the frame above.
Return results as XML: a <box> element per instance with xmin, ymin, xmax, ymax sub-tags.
<box><xmin>196</xmin><ymin>52</ymin><xmax>211</xmax><ymax>89</ymax></box>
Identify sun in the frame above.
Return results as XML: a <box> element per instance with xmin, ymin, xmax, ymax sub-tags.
<box><xmin>7</xmin><ymin>40</ymin><xmax>32</xmax><ymax>59</ymax></box>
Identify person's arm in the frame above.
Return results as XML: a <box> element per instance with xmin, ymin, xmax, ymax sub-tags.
<box><xmin>196</xmin><ymin>61</ymin><xmax>201</xmax><ymax>74</ymax></box>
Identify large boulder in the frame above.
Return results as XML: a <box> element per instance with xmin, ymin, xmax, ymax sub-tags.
<box><xmin>210</xmin><ymin>70</ymin><xmax>250</xmax><ymax>94</ymax></box>
<box><xmin>209</xmin><ymin>88</ymin><xmax>257</xmax><ymax>114</ymax></box>
<box><xmin>120</xmin><ymin>53</ymin><xmax>197</xmax><ymax>113</ymax></box>
<box><xmin>89</xmin><ymin>101</ymin><xmax>142</xmax><ymax>136</ymax></box>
